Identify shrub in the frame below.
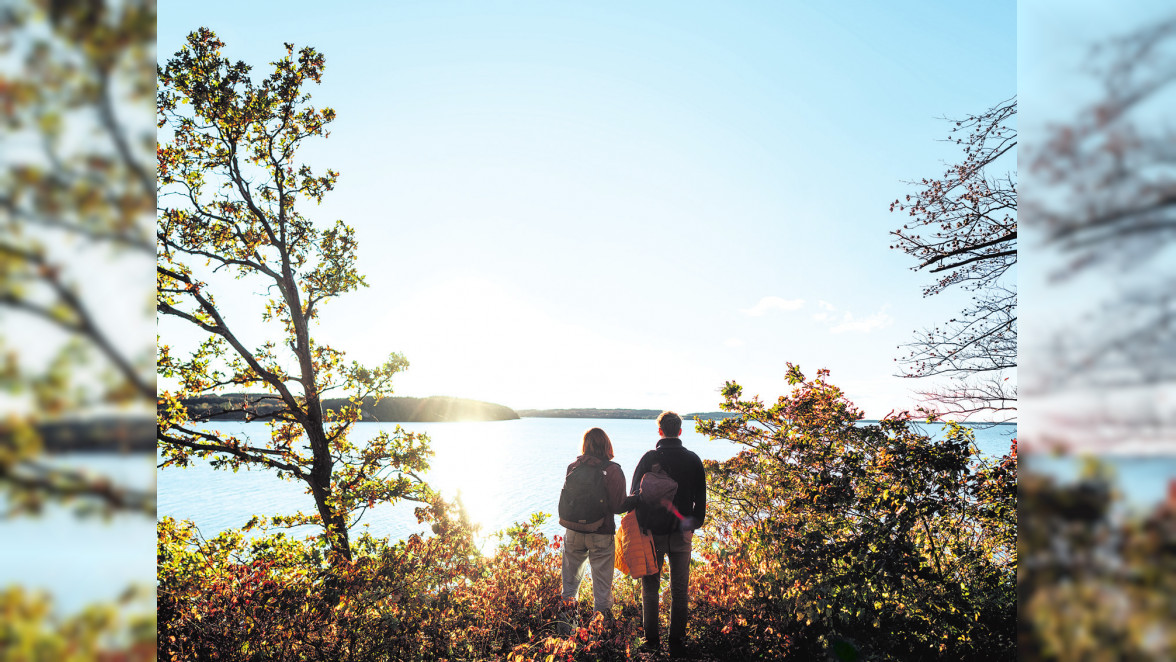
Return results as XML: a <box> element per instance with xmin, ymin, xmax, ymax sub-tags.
<box><xmin>695</xmin><ymin>364</ymin><xmax>1016</xmax><ymax>660</ymax></box>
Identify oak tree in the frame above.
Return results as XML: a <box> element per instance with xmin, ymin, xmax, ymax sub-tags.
<box><xmin>157</xmin><ymin>29</ymin><xmax>430</xmax><ymax>565</ymax></box>
<box><xmin>890</xmin><ymin>97</ymin><xmax>1017</xmax><ymax>421</ymax></box>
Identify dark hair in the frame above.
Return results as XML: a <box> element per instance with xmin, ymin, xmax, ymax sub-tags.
<box><xmin>656</xmin><ymin>411</ymin><xmax>682</xmax><ymax>437</ymax></box>
<box><xmin>581</xmin><ymin>427</ymin><xmax>614</xmax><ymax>460</ymax></box>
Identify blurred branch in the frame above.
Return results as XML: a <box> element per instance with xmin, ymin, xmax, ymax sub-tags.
<box><xmin>1024</xmin><ymin>15</ymin><xmax>1176</xmax><ymax>441</ymax></box>
<box><xmin>3</xmin><ymin>458</ymin><xmax>154</xmax><ymax>517</ymax></box>
<box><xmin>1027</xmin><ymin>17</ymin><xmax>1176</xmax><ymax>273</ymax></box>
<box><xmin>0</xmin><ymin>0</ymin><xmax>155</xmax><ymax>517</ymax></box>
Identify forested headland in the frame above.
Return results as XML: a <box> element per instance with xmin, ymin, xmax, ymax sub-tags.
<box><xmin>38</xmin><ymin>418</ymin><xmax>156</xmax><ymax>453</ymax></box>
<box><xmin>175</xmin><ymin>393</ymin><xmax>520</xmax><ymax>423</ymax></box>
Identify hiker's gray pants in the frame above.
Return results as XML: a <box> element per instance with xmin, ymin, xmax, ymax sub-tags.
<box><xmin>641</xmin><ymin>529</ymin><xmax>692</xmax><ymax>646</ymax></box>
<box><xmin>561</xmin><ymin>528</ymin><xmax>615</xmax><ymax>615</ymax></box>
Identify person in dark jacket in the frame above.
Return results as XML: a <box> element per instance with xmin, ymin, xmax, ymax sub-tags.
<box><xmin>559</xmin><ymin>427</ymin><xmax>630</xmax><ymax>633</ymax></box>
<box><xmin>630</xmin><ymin>411</ymin><xmax>706</xmax><ymax>657</ymax></box>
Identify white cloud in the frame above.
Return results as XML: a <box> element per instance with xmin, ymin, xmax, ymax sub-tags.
<box><xmin>829</xmin><ymin>307</ymin><xmax>894</xmax><ymax>334</ymax></box>
<box><xmin>807</xmin><ymin>301</ymin><xmax>894</xmax><ymax>334</ymax></box>
<box><xmin>724</xmin><ymin>337</ymin><xmax>745</xmax><ymax>348</ymax></box>
<box><xmin>740</xmin><ymin>296</ymin><xmax>805</xmax><ymax>317</ymax></box>
<box><xmin>812</xmin><ymin>300</ymin><xmax>837</xmax><ymax>321</ymax></box>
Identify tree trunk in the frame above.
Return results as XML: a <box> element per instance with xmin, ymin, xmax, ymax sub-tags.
<box><xmin>305</xmin><ymin>395</ymin><xmax>351</xmax><ymax>564</ymax></box>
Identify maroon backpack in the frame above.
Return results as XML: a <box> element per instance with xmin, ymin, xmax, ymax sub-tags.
<box><xmin>638</xmin><ymin>451</ymin><xmax>679</xmax><ymax>528</ymax></box>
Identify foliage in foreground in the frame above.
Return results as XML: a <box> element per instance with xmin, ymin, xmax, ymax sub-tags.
<box><xmin>158</xmin><ymin>367</ymin><xmax>1017</xmax><ymax>661</ymax></box>
<box><xmin>158</xmin><ymin>501</ymin><xmax>643</xmax><ymax>662</ymax></box>
<box><xmin>1019</xmin><ymin>465</ymin><xmax>1176</xmax><ymax>660</ymax></box>
<box><xmin>0</xmin><ymin>587</ymin><xmax>155</xmax><ymax>662</ymax></box>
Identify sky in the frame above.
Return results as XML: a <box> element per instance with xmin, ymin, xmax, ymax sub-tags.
<box><xmin>157</xmin><ymin>1</ymin><xmax>1016</xmax><ymax>417</ymax></box>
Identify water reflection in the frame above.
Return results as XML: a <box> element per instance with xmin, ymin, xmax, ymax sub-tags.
<box><xmin>425</xmin><ymin>421</ymin><xmax>518</xmax><ymax>535</ymax></box>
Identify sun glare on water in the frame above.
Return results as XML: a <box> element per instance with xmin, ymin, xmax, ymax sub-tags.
<box><xmin>422</xmin><ymin>422</ymin><xmax>517</xmax><ymax>534</ymax></box>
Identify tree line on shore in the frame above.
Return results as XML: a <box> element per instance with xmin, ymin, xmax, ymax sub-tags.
<box><xmin>176</xmin><ymin>393</ymin><xmax>520</xmax><ymax>423</ymax></box>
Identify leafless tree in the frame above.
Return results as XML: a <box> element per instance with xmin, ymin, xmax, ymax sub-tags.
<box><xmin>890</xmin><ymin>97</ymin><xmax>1017</xmax><ymax>421</ymax></box>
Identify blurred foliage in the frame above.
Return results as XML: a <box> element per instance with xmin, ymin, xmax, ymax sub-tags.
<box><xmin>0</xmin><ymin>0</ymin><xmax>155</xmax><ymax>659</ymax></box>
<box><xmin>1023</xmin><ymin>13</ymin><xmax>1176</xmax><ymax>442</ymax></box>
<box><xmin>0</xmin><ymin>0</ymin><xmax>155</xmax><ymax>514</ymax></box>
<box><xmin>1017</xmin><ymin>11</ymin><xmax>1176</xmax><ymax>661</ymax></box>
<box><xmin>0</xmin><ymin>586</ymin><xmax>155</xmax><ymax>662</ymax></box>
<box><xmin>1019</xmin><ymin>466</ymin><xmax>1176</xmax><ymax>660</ymax></box>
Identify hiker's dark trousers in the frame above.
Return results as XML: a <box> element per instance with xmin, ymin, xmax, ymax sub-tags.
<box><xmin>641</xmin><ymin>529</ymin><xmax>692</xmax><ymax>647</ymax></box>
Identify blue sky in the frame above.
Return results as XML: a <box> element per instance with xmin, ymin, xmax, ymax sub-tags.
<box><xmin>158</xmin><ymin>2</ymin><xmax>1016</xmax><ymax>416</ymax></box>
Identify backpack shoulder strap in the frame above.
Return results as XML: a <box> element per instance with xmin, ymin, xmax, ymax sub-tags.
<box><xmin>577</xmin><ymin>456</ymin><xmax>608</xmax><ymax>479</ymax></box>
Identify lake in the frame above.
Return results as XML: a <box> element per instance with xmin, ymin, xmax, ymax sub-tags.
<box><xmin>158</xmin><ymin>417</ymin><xmax>1020</xmax><ymax>546</ymax></box>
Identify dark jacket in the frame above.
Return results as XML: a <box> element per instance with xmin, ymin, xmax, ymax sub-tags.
<box><xmin>630</xmin><ymin>437</ymin><xmax>706</xmax><ymax>534</ymax></box>
<box><xmin>565</xmin><ymin>454</ymin><xmax>628</xmax><ymax>535</ymax></box>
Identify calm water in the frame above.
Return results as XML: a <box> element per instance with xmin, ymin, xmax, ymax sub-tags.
<box><xmin>158</xmin><ymin>418</ymin><xmax>1019</xmax><ymax>545</ymax></box>
<box><xmin>0</xmin><ymin>454</ymin><xmax>157</xmax><ymax>615</ymax></box>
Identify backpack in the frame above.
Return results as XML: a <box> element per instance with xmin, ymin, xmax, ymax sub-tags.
<box><xmin>558</xmin><ymin>460</ymin><xmax>610</xmax><ymax>532</ymax></box>
<box><xmin>638</xmin><ymin>451</ymin><xmax>680</xmax><ymax>532</ymax></box>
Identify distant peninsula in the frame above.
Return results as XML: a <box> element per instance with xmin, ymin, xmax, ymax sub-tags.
<box><xmin>176</xmin><ymin>394</ymin><xmax>519</xmax><ymax>423</ymax></box>
<box><xmin>517</xmin><ymin>408</ymin><xmax>737</xmax><ymax>421</ymax></box>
